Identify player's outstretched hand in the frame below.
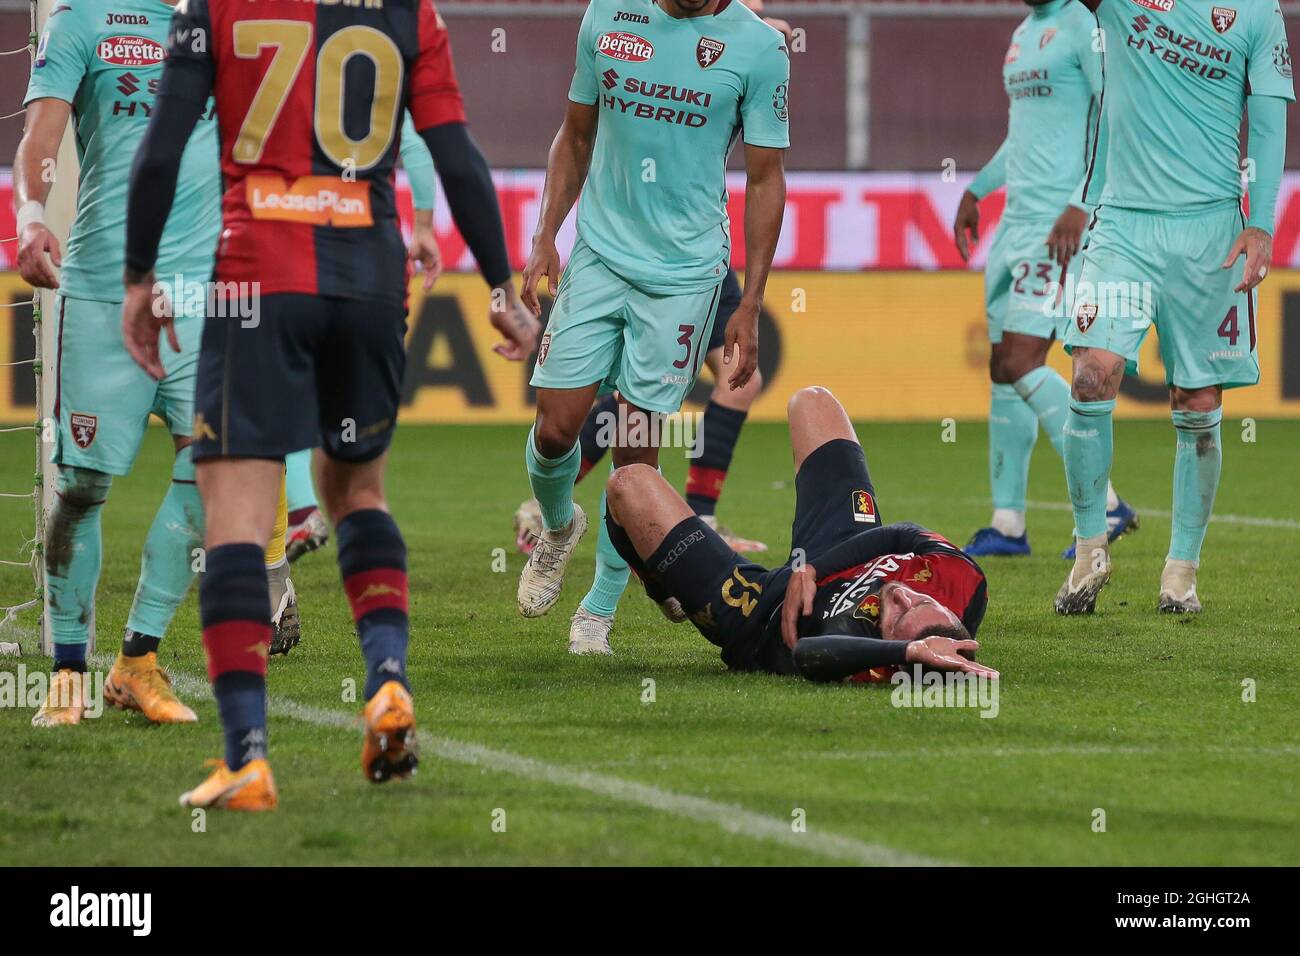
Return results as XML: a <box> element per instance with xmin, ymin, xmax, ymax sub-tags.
<box><xmin>905</xmin><ymin>637</ymin><xmax>999</xmax><ymax>679</ymax></box>
<box><xmin>520</xmin><ymin>236</ymin><xmax>561</xmax><ymax>318</ymax></box>
<box><xmin>724</xmin><ymin>299</ymin><xmax>760</xmax><ymax>391</ymax></box>
<box><xmin>408</xmin><ymin>218</ymin><xmax>443</xmax><ymax>290</ymax></box>
<box><xmin>952</xmin><ymin>189</ymin><xmax>980</xmax><ymax>263</ymax></box>
<box><xmin>1222</xmin><ymin>227</ymin><xmax>1272</xmax><ymax>293</ymax></box>
<box><xmin>121</xmin><ymin>277</ymin><xmax>178</xmax><ymax>381</ymax></box>
<box><xmin>490</xmin><ymin>282</ymin><xmax>542</xmax><ymax>362</ymax></box>
<box><xmin>17</xmin><ymin>222</ymin><xmax>62</xmax><ymax>290</ymax></box>
<box><xmin>780</xmin><ymin>563</ymin><xmax>818</xmax><ymax>649</ymax></box>
<box><xmin>1046</xmin><ymin>204</ymin><xmax>1090</xmax><ymax>268</ymax></box>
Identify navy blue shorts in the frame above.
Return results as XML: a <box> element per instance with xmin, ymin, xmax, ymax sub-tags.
<box><xmin>635</xmin><ymin>439</ymin><xmax>880</xmax><ymax>673</ymax></box>
<box><xmin>192</xmin><ymin>293</ymin><xmax>405</xmax><ymax>464</ymax></box>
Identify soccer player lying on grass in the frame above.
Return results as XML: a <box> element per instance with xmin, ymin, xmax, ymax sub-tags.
<box><xmin>603</xmin><ymin>387</ymin><xmax>999</xmax><ymax>682</ymax></box>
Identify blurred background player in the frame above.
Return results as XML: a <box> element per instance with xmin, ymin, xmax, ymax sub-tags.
<box><xmin>285</xmin><ymin>112</ymin><xmax>443</xmax><ymax>566</ymax></box>
<box><xmin>14</xmin><ymin>0</ymin><xmax>301</xmax><ymax>726</ymax></box>
<box><xmin>511</xmin><ymin>0</ymin><xmax>794</xmax><ymax>560</ymax></box>
<box><xmin>515</xmin><ymin>0</ymin><xmax>790</xmax><ymax>656</ymax></box>
<box><xmin>604</xmin><ymin>386</ymin><xmax>998</xmax><ymax>683</ymax></box>
<box><xmin>1056</xmin><ymin>0</ymin><xmax>1293</xmax><ymax>614</ymax></box>
<box><xmin>953</xmin><ymin>0</ymin><xmax>1136</xmax><ymax>560</ymax></box>
<box><xmin>122</xmin><ymin>0</ymin><xmax>538</xmax><ymax>810</ymax></box>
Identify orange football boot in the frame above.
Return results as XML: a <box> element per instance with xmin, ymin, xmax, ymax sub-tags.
<box><xmin>104</xmin><ymin>652</ymin><xmax>198</xmax><ymax>723</ymax></box>
<box><xmin>179</xmin><ymin>759</ymin><xmax>279</xmax><ymax>811</ymax></box>
<box><xmin>361</xmin><ymin>680</ymin><xmax>419</xmax><ymax>782</ymax></box>
<box><xmin>31</xmin><ymin>668</ymin><xmax>89</xmax><ymax>727</ymax></box>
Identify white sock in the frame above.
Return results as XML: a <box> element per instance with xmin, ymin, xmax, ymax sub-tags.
<box><xmin>1106</xmin><ymin>481</ymin><xmax>1119</xmax><ymax>512</ymax></box>
<box><xmin>991</xmin><ymin>508</ymin><xmax>1026</xmax><ymax>538</ymax></box>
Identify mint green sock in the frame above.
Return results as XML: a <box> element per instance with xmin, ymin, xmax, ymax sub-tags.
<box><xmin>1064</xmin><ymin>398</ymin><xmax>1115</xmax><ymax>539</ymax></box>
<box><xmin>126</xmin><ymin>446</ymin><xmax>205</xmax><ymax>640</ymax></box>
<box><xmin>989</xmin><ymin>382</ymin><xmax>1038</xmax><ymax>512</ymax></box>
<box><xmin>525</xmin><ymin>425</ymin><xmax>580</xmax><ymax>532</ymax></box>
<box><xmin>46</xmin><ymin>466</ymin><xmax>112</xmax><ymax>650</ymax></box>
<box><xmin>1014</xmin><ymin>365</ymin><xmax>1071</xmax><ymax>458</ymax></box>
<box><xmin>1169</xmin><ymin>408</ymin><xmax>1222</xmax><ymax>562</ymax></box>
<box><xmin>285</xmin><ymin>448</ymin><xmax>317</xmax><ymax>512</ymax></box>
<box><xmin>580</xmin><ymin>487</ymin><xmax>628</xmax><ymax>618</ymax></box>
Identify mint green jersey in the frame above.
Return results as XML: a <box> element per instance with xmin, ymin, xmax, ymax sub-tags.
<box><xmin>26</xmin><ymin>0</ymin><xmax>220</xmax><ymax>304</ymax></box>
<box><xmin>568</xmin><ymin>0</ymin><xmax>790</xmax><ymax>295</ymax></box>
<box><xmin>1085</xmin><ymin>0</ymin><xmax>1295</xmax><ymax>212</ymax></box>
<box><xmin>998</xmin><ymin>0</ymin><xmax>1103</xmax><ymax>222</ymax></box>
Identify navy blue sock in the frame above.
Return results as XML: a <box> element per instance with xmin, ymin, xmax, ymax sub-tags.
<box><xmin>338</xmin><ymin>510</ymin><xmax>410</xmax><ymax>700</ymax></box>
<box><xmin>686</xmin><ymin>401</ymin><xmax>748</xmax><ymax>516</ymax></box>
<box><xmin>121</xmin><ymin>630</ymin><xmax>160</xmax><ymax>658</ymax></box>
<box><xmin>200</xmin><ymin>543</ymin><xmax>271</xmax><ymax>771</ymax></box>
<box><xmin>577</xmin><ymin>392</ymin><xmax>618</xmax><ymax>480</ymax></box>
<box><xmin>213</xmin><ymin>672</ymin><xmax>267</xmax><ymax>769</ymax></box>
<box><xmin>53</xmin><ymin>644</ymin><xmax>88</xmax><ymax>673</ymax></box>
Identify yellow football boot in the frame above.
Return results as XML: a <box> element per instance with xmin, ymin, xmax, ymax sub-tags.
<box><xmin>104</xmin><ymin>652</ymin><xmax>198</xmax><ymax>723</ymax></box>
<box><xmin>179</xmin><ymin>759</ymin><xmax>279</xmax><ymax>811</ymax></box>
<box><xmin>31</xmin><ymin>668</ymin><xmax>89</xmax><ymax>727</ymax></box>
<box><xmin>362</xmin><ymin>680</ymin><xmax>419</xmax><ymax>783</ymax></box>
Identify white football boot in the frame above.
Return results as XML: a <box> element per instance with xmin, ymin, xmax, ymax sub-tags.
<box><xmin>267</xmin><ymin>562</ymin><xmax>302</xmax><ymax>656</ymax></box>
<box><xmin>1158</xmin><ymin>558</ymin><xmax>1202</xmax><ymax>613</ymax></box>
<box><xmin>568</xmin><ymin>605</ymin><xmax>614</xmax><ymax>655</ymax></box>
<box><xmin>1054</xmin><ymin>533</ymin><xmax>1111</xmax><ymax>615</ymax></box>
<box><xmin>517</xmin><ymin>504</ymin><xmax>588</xmax><ymax>618</ymax></box>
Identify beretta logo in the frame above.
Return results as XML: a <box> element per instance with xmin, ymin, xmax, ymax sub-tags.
<box><xmin>1131</xmin><ymin>0</ymin><xmax>1174</xmax><ymax>12</ymax></box>
<box><xmin>97</xmin><ymin>35</ymin><xmax>165</xmax><ymax>67</ymax></box>
<box><xmin>597</xmin><ymin>32</ymin><xmax>654</xmax><ymax>62</ymax></box>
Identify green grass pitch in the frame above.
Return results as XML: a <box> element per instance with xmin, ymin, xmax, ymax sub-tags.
<box><xmin>1</xmin><ymin>418</ymin><xmax>1297</xmax><ymax>866</ymax></box>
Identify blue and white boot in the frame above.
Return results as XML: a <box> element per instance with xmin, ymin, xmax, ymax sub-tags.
<box><xmin>1062</xmin><ymin>497</ymin><xmax>1139</xmax><ymax>559</ymax></box>
<box><xmin>965</xmin><ymin>527</ymin><xmax>1032</xmax><ymax>557</ymax></box>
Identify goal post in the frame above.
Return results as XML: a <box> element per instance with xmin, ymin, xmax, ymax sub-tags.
<box><xmin>0</xmin><ymin>0</ymin><xmax>87</xmax><ymax>657</ymax></box>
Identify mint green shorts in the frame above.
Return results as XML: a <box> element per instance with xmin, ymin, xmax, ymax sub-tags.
<box><xmin>985</xmin><ymin>217</ymin><xmax>1070</xmax><ymax>344</ymax></box>
<box><xmin>530</xmin><ymin>237</ymin><xmax>723</xmax><ymax>414</ymax></box>
<box><xmin>1063</xmin><ymin>203</ymin><xmax>1259</xmax><ymax>390</ymax></box>
<box><xmin>52</xmin><ymin>295</ymin><xmax>202</xmax><ymax>475</ymax></box>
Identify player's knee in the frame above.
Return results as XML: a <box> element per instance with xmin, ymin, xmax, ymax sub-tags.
<box><xmin>988</xmin><ymin>353</ymin><xmax>1014</xmax><ymax>385</ymax></box>
<box><xmin>534</xmin><ymin>418</ymin><xmax>578</xmax><ymax>461</ymax></box>
<box><xmin>736</xmin><ymin>367</ymin><xmax>764</xmax><ymax>405</ymax></box>
<box><xmin>787</xmin><ymin>385</ymin><xmax>835</xmax><ymax>420</ymax></box>
<box><xmin>1170</xmin><ymin>385</ymin><xmax>1222</xmax><ymax>413</ymax></box>
<box><xmin>607</xmin><ymin>463</ymin><xmax>657</xmax><ymax>509</ymax></box>
<box><xmin>998</xmin><ymin>352</ymin><xmax>1042</xmax><ymax>384</ymax></box>
<box><xmin>54</xmin><ymin>466</ymin><xmax>112</xmax><ymax>511</ymax></box>
<box><xmin>1070</xmin><ymin>358</ymin><xmax>1119</xmax><ymax>403</ymax></box>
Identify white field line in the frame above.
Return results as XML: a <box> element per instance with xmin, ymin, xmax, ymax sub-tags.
<box><xmin>1019</xmin><ymin>499</ymin><xmax>1300</xmax><ymax>531</ymax></box>
<box><xmin>113</xmin><ymin>659</ymin><xmax>949</xmax><ymax>867</ymax></box>
<box><xmin>888</xmin><ymin>495</ymin><xmax>1300</xmax><ymax>531</ymax></box>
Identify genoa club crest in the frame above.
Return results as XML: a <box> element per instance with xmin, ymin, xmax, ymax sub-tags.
<box><xmin>854</xmin><ymin>593</ymin><xmax>881</xmax><ymax>622</ymax></box>
<box><xmin>696</xmin><ymin>37</ymin><xmax>724</xmax><ymax>69</ymax></box>
<box><xmin>70</xmin><ymin>413</ymin><xmax>97</xmax><ymax>449</ymax></box>
<box><xmin>851</xmin><ymin>489</ymin><xmax>877</xmax><ymax>524</ymax></box>
<box><xmin>1210</xmin><ymin>7</ymin><xmax>1236</xmax><ymax>34</ymax></box>
<box><xmin>1076</xmin><ymin>303</ymin><xmax>1099</xmax><ymax>335</ymax></box>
